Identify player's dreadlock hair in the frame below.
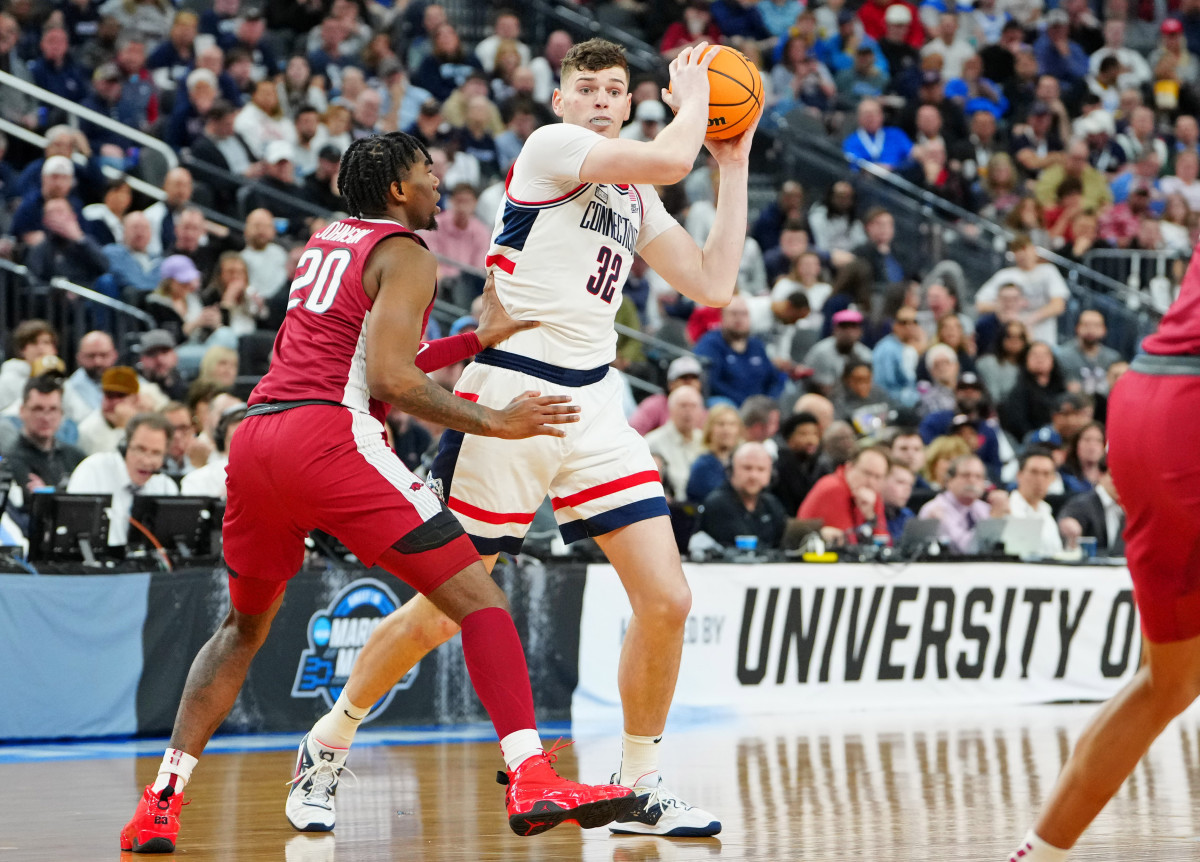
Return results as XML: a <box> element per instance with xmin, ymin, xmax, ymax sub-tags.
<box><xmin>338</xmin><ymin>132</ymin><xmax>431</xmax><ymax>219</ymax></box>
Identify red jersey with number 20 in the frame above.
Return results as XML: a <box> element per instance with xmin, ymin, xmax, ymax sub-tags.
<box><xmin>249</xmin><ymin>217</ymin><xmax>431</xmax><ymax>425</ymax></box>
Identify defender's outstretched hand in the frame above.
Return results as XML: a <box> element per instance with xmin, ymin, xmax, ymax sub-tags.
<box><xmin>661</xmin><ymin>42</ymin><xmax>716</xmax><ymax>115</ymax></box>
<box><xmin>492</xmin><ymin>391</ymin><xmax>581</xmax><ymax>439</ymax></box>
<box><xmin>475</xmin><ymin>270</ymin><xmax>539</xmax><ymax>348</ymax></box>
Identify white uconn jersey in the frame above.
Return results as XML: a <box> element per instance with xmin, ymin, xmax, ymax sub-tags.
<box><xmin>484</xmin><ymin>124</ymin><xmax>677</xmax><ymax>369</ymax></box>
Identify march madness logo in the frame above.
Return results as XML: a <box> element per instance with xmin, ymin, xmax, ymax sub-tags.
<box><xmin>291</xmin><ymin>578</ymin><xmax>418</xmax><ymax>720</ymax></box>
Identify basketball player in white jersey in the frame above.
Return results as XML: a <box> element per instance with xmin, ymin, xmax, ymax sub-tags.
<box><xmin>289</xmin><ymin>38</ymin><xmax>757</xmax><ymax>837</ymax></box>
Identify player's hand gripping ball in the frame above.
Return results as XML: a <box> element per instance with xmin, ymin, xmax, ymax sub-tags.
<box><xmin>671</xmin><ymin>45</ymin><xmax>764</xmax><ymax>140</ymax></box>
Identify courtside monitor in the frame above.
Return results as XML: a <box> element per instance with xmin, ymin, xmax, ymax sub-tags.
<box><xmin>128</xmin><ymin>495</ymin><xmax>221</xmax><ymax>560</ymax></box>
<box><xmin>27</xmin><ymin>493</ymin><xmax>112</xmax><ymax>565</ymax></box>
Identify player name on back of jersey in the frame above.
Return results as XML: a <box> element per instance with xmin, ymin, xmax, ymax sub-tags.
<box><xmin>316</xmin><ymin>221</ymin><xmax>375</xmax><ymax>245</ymax></box>
<box><xmin>579</xmin><ymin>200</ymin><xmax>637</xmax><ymax>255</ymax></box>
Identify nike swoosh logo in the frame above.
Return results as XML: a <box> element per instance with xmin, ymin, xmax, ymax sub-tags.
<box><xmin>417</xmin><ymin>343</ymin><xmax>430</xmax><ymax>355</ymax></box>
<box><xmin>343</xmin><ymin>710</ymin><xmax>363</xmax><ymax>722</ymax></box>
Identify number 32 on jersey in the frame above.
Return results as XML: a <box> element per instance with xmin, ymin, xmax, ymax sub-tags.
<box><xmin>586</xmin><ymin>245</ymin><xmax>622</xmax><ymax>304</ymax></box>
<box><xmin>288</xmin><ymin>247</ymin><xmax>352</xmax><ymax>313</ymax></box>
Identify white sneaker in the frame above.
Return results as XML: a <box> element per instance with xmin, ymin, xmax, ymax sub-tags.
<box><xmin>285</xmin><ymin>733</ymin><xmax>355</xmax><ymax>832</ymax></box>
<box><xmin>608</xmin><ymin>774</ymin><xmax>722</xmax><ymax>837</ymax></box>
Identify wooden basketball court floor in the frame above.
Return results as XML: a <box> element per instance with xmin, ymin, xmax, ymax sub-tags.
<box><xmin>5</xmin><ymin>702</ymin><xmax>1200</xmax><ymax>861</ymax></box>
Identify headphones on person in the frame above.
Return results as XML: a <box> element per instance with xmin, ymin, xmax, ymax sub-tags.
<box><xmin>118</xmin><ymin>413</ymin><xmax>175</xmax><ymax>472</ymax></box>
<box><xmin>213</xmin><ymin>404</ymin><xmax>248</xmax><ymax>453</ymax></box>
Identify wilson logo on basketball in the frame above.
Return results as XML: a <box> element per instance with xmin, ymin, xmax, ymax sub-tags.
<box><xmin>708</xmin><ymin>117</ymin><xmax>726</xmax><ymax>127</ymax></box>
<box><xmin>291</xmin><ymin>578</ymin><xmax>418</xmax><ymax>719</ymax></box>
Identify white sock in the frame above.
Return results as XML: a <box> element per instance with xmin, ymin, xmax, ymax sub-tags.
<box><xmin>150</xmin><ymin>748</ymin><xmax>198</xmax><ymax>795</ymax></box>
<box><xmin>310</xmin><ymin>691</ymin><xmax>370</xmax><ymax>749</ymax></box>
<box><xmin>618</xmin><ymin>731</ymin><xmax>662</xmax><ymax>788</ymax></box>
<box><xmin>500</xmin><ymin>729</ymin><xmax>543</xmax><ymax>771</ymax></box>
<box><xmin>1009</xmin><ymin>830</ymin><xmax>1070</xmax><ymax>862</ymax></box>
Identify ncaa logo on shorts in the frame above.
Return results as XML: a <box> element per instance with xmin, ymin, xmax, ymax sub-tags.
<box><xmin>291</xmin><ymin>578</ymin><xmax>417</xmax><ymax>720</ymax></box>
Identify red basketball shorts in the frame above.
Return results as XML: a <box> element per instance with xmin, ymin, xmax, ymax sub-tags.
<box><xmin>1106</xmin><ymin>369</ymin><xmax>1200</xmax><ymax>643</ymax></box>
<box><xmin>222</xmin><ymin>405</ymin><xmax>478</xmax><ymax>614</ymax></box>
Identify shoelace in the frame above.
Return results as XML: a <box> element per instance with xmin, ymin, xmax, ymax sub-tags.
<box><xmin>542</xmin><ymin>737</ymin><xmax>574</xmax><ymax>766</ymax></box>
<box><xmin>639</xmin><ymin>780</ymin><xmax>687</xmax><ymax>813</ymax></box>
<box><xmin>286</xmin><ymin>758</ymin><xmax>358</xmax><ymax>806</ymax></box>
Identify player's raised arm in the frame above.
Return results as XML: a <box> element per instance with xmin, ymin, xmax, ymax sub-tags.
<box><xmin>638</xmin><ymin>111</ymin><xmax>760</xmax><ymax>308</ymax></box>
<box><xmin>363</xmin><ymin>237</ymin><xmax>579</xmax><ymax>439</ymax></box>
<box><xmin>573</xmin><ymin>43</ymin><xmax>715</xmax><ymax>186</ymax></box>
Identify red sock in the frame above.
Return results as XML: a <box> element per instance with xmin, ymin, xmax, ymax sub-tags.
<box><xmin>459</xmin><ymin>606</ymin><xmax>537</xmax><ymax>740</ymax></box>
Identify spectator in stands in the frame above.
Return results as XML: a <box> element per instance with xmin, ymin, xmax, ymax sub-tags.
<box><xmin>1033</xmin><ymin>9</ymin><xmax>1088</xmax><ymax>87</ymax></box>
<box><xmin>686</xmin><ymin>403</ymin><xmax>745</xmax><ymax>503</ymax></box>
<box><xmin>851</xmin><ymin>207</ymin><xmax>921</xmax><ymax>288</ymax></box>
<box><xmin>920</xmin><ymin>433</ymin><xmax>971</xmax><ymax>490</ymax></box>
<box><xmin>693</xmin><ymin>296</ymin><xmax>787</xmax><ymax>407</ymax></box>
<box><xmin>919</xmin><ymin>371</ymin><xmax>1002</xmax><ymax>474</ymax></box>
<box><xmin>695</xmin><ymin>441</ymin><xmax>787</xmax><ymax>551</ymax></box>
<box><xmin>103</xmin><ymin>210</ymin><xmax>161</xmax><ymax>295</ymax></box>
<box><xmin>420</xmin><ymin>182</ymin><xmax>490</xmax><ymax>308</ymax></box>
<box><xmin>771</xmin><ymin>410</ymin><xmax>833</xmax><ymax>514</ymax></box>
<box><xmin>1026</xmin><ymin>390</ymin><xmax>1093</xmax><ymax>450</ymax></box>
<box><xmin>69</xmin><ymin>411</ymin><xmax>178</xmax><ymax>545</ymax></box>
<box><xmin>1099</xmin><ymin>183</ymin><xmax>1154</xmax><ymax>248</ymax></box>
<box><xmin>82</xmin><ymin>177</ymin><xmax>132</xmax><ymax>247</ymax></box>
<box><xmin>495</xmin><ymin>97</ymin><xmax>536</xmax><ymax>176</ymax></box>
<box><xmin>239</xmin><ymin>208</ymin><xmax>289</xmax><ymax>299</ymax></box>
<box><xmin>1116</xmin><ymin>105</ymin><xmax>1169</xmax><ymax>167</ymax></box>
<box><xmin>1011</xmin><ymin>102</ymin><xmax>1065</xmax><ymax>179</ymax></box>
<box><xmin>766</xmin><ymin>35</ymin><xmax>837</xmax><ymax>121</ymax></box>
<box><xmin>1151</xmin><ymin>18</ymin><xmax>1199</xmax><ymax>89</ymax></box>
<box><xmin>873</xmin><ymin>307</ymin><xmax>925</xmax><ymax>407</ymax></box>
<box><xmin>832</xmin><ymin>358</ymin><xmax>893</xmax><ymax>422</ymax></box>
<box><xmin>661</xmin><ymin>1</ymin><xmax>723</xmax><ymax>60</ymax></box>
<box><xmin>79</xmin><ymin>62</ymin><xmax>141</xmax><ymax>154</ymax></box>
<box><xmin>917</xmin><ymin>453</ymin><xmax>994</xmax><ymax>552</ymax></box>
<box><xmin>974</xmin><ymin>235</ymin><xmax>1070</xmax><ymax>345</ymax></box>
<box><xmin>166</xmin><ymin>66</ymin><xmax>219</xmax><ymax>151</ymax></box>
<box><xmin>25</xmin><ymin>197</ymin><xmax>110</xmax><ymax>289</ymax></box>
<box><xmin>762</xmin><ymin>219</ymin><xmax>811</xmax><ymax>286</ymax></box>
<box><xmin>998</xmin><ymin>340</ymin><xmax>1067</xmax><ymax>441</ymax></box>
<box><xmin>918</xmin><ymin>343</ymin><xmax>960</xmax><ymax>416</ymax></box>
<box><xmin>861</xmin><ymin>0</ymin><xmax>925</xmax><ymax>48</ymax></box>
<box><xmin>877</xmin><ymin>4</ymin><xmax>922</xmax><ymax>84</ymax></box>
<box><xmin>902</xmin><ymin>135</ymin><xmax>978</xmax><ymax>211</ymax></box>
<box><xmin>475</xmin><ymin>9</ymin><xmax>531</xmax><ymax>73</ymax></box>
<box><xmin>843</xmin><ymin>98</ymin><xmax>913</xmax><ymax>170</ymax></box>
<box><xmin>1158</xmin><ymin>193</ymin><xmax>1193</xmax><ymax>256</ymax></box>
<box><xmin>5</xmin><ymin>375</ymin><xmax>85</xmax><ymax>506</ymax></box>
<box><xmin>977</xmin><ymin>153</ymin><xmax>1022</xmax><ymax>222</ymax></box>
<box><xmin>630</xmin><ymin>356</ymin><xmax>705</xmax><ymax>436</ymax></box>
<box><xmin>1056</xmin><ymin>310</ymin><xmax>1122</xmax><ymax>394</ymax></box>
<box><xmin>301</xmin><ymin>145</ymin><xmax>345</xmax><ymax>213</ymax></box>
<box><xmin>0</xmin><ymin>12</ymin><xmax>35</xmax><ymax>128</ymax></box>
<box><xmin>413</xmin><ymin>22</ymin><xmax>482</xmax><ymax>102</ymax></box>
<box><xmin>144</xmin><ymin>167</ymin><xmax>194</xmax><ymax>257</ymax></box>
<box><xmin>197</xmin><ymin>345</ymin><xmax>239</xmax><ymax>391</ymax></box>
<box><xmin>181</xmin><ymin>402</ymin><xmax>245</xmax><ymax>499</ymax></box>
<box><xmin>28</xmin><ymin>25</ymin><xmax>89</xmax><ymax>113</ymax></box>
<box><xmin>11</xmin><ymin>155</ymin><xmax>83</xmax><ymax>245</ymax></box>
<box><xmin>145</xmin><ymin>255</ymin><xmax>230</xmax><ymax>360</ymax></box>
<box><xmin>136</xmin><ymin>330</ymin><xmax>188</xmax><ymax>403</ymax></box>
<box><xmin>64</xmin><ymin>331</ymin><xmax>118</xmax><ymax>421</ymax></box>
<box><xmin>807</xmin><ymin>180</ymin><xmax>867</xmax><ymax>254</ymax></box>
<box><xmin>821</xmin><ymin>419</ymin><xmax>859</xmax><ymax>466</ymax></box>
<box><xmin>160</xmin><ymin>400</ymin><xmax>198</xmax><ymax>478</ymax></box>
<box><xmin>1035</xmin><ymin>138</ymin><xmax>1112</xmax><ymax>212</ymax></box>
<box><xmin>921</xmin><ymin>12</ymin><xmax>974</xmax><ymax>79</ymax></box>
<box><xmin>918</xmin><ymin>312</ymin><xmax>976</xmax><ymax>381</ymax></box>
<box><xmin>835</xmin><ymin>45</ymin><xmax>889</xmax><ymax>111</ymax></box>
<box><xmin>1058</xmin><ymin>456</ymin><xmax>1124</xmax><ymax>555</ymax></box>
<box><xmin>530</xmin><ymin>29</ymin><xmax>573</xmax><ymax>104</ymax></box>
<box><xmin>164</xmin><ymin>207</ymin><xmax>233</xmax><ymax>285</ymax></box>
<box><xmin>188</xmin><ymin>101</ymin><xmax>260</xmax><ymax>212</ymax></box>
<box><xmin>804</xmin><ymin>308</ymin><xmax>874</xmax><ymax>396</ymax></box>
<box><xmin>147</xmin><ymin>10</ymin><xmax>198</xmax><ymax>92</ymax></box>
<box><xmin>1007</xmin><ymin>447</ymin><xmax>1065</xmax><ymax>557</ymax></box>
<box><xmin>711</xmin><ymin>0</ymin><xmax>775</xmax><ymax>52</ymax></box>
<box><xmin>1159</xmin><ymin>150</ymin><xmax>1200</xmax><ymax>211</ymax></box>
<box><xmin>772</xmin><ymin>251</ymin><xmax>831</xmax><ymax>331</ymax></box>
<box><xmin>739</xmin><ymin>395</ymin><xmax>782</xmax><ymax>455</ymax></box>
<box><xmin>645</xmin><ymin>386</ymin><xmax>706</xmax><ymax>500</ymax></box>
<box><xmin>976</xmin><ymin>317</ymin><xmax>1029</xmax><ymax>404</ymax></box>
<box><xmin>800</xmin><ymin>445</ymin><xmax>891</xmax><ymax>546</ymax></box>
<box><xmin>229</xmin><ymin>7</ymin><xmax>278</xmax><ymax>82</ymax></box>
<box><xmin>888</xmin><ymin>427</ymin><xmax>929</xmax><ymax>488</ymax></box>
<box><xmin>77</xmin><ymin>365</ymin><xmax>141</xmax><ymax>455</ymax></box>
<box><xmin>947</xmin><ymin>60</ymin><xmax>1010</xmax><ymax>126</ymax></box>
<box><xmin>0</xmin><ymin>320</ymin><xmax>58</xmax><ymax>414</ymax></box>
<box><xmin>234</xmin><ymin>78</ymin><xmax>296</xmax><ymax>160</ymax></box>
<box><xmin>1061</xmin><ymin>420</ymin><xmax>1105</xmax><ymax>493</ymax></box>
<box><xmin>883</xmin><ymin>459</ymin><xmax>916</xmax><ymax>541</ymax></box>
<box><xmin>201</xmin><ymin>251</ymin><xmax>268</xmax><ymax>337</ymax></box>
<box><xmin>753</xmin><ymin>184</ymin><xmax>809</xmax><ymax>262</ymax></box>
<box><xmin>242</xmin><ymin>141</ymin><xmax>313</xmax><ymax>234</ymax></box>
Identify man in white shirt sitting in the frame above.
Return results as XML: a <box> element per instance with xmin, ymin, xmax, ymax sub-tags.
<box><xmin>67</xmin><ymin>412</ymin><xmax>179</xmax><ymax>546</ymax></box>
<box><xmin>974</xmin><ymin>234</ymin><xmax>1070</xmax><ymax>345</ymax></box>
<box><xmin>181</xmin><ymin>403</ymin><xmax>245</xmax><ymax>500</ymax></box>
<box><xmin>1006</xmin><ymin>447</ymin><xmax>1063</xmax><ymax>558</ymax></box>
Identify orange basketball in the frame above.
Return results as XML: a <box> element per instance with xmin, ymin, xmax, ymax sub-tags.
<box><xmin>703</xmin><ymin>45</ymin><xmax>764</xmax><ymax>140</ymax></box>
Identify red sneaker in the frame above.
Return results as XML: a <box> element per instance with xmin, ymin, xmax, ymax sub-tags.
<box><xmin>500</xmin><ymin>741</ymin><xmax>637</xmax><ymax>837</ymax></box>
<box><xmin>120</xmin><ymin>785</ymin><xmax>185</xmax><ymax>853</ymax></box>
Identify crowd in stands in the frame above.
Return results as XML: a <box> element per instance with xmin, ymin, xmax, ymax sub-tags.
<box><xmin>0</xmin><ymin>0</ymin><xmax>1172</xmax><ymax>562</ymax></box>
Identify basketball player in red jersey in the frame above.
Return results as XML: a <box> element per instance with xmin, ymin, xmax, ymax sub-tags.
<box><xmin>1006</xmin><ymin>250</ymin><xmax>1200</xmax><ymax>862</ymax></box>
<box><xmin>121</xmin><ymin>132</ymin><xmax>639</xmax><ymax>853</ymax></box>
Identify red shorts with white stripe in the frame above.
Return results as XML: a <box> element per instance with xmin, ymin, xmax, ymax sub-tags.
<box><xmin>1107</xmin><ymin>369</ymin><xmax>1200</xmax><ymax>643</ymax></box>
<box><xmin>427</xmin><ymin>358</ymin><xmax>668</xmax><ymax>556</ymax></box>
<box><xmin>222</xmin><ymin>405</ymin><xmax>478</xmax><ymax>605</ymax></box>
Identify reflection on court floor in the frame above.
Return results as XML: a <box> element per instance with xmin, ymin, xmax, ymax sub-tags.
<box><xmin>4</xmin><ymin>703</ymin><xmax>1199</xmax><ymax>860</ymax></box>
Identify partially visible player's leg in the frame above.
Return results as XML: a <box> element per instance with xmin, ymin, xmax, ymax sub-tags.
<box><xmin>121</xmin><ymin>576</ymin><xmax>288</xmax><ymax>853</ymax></box>
<box><xmin>595</xmin><ymin>517</ymin><xmax>721</xmax><ymax>838</ymax></box>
